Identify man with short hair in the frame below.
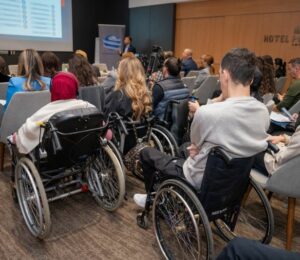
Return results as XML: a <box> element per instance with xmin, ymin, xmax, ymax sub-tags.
<box><xmin>121</xmin><ymin>36</ymin><xmax>136</xmax><ymax>55</ymax></box>
<box><xmin>152</xmin><ymin>57</ymin><xmax>189</xmax><ymax>120</ymax></box>
<box><xmin>181</xmin><ymin>48</ymin><xmax>198</xmax><ymax>76</ymax></box>
<box><xmin>274</xmin><ymin>58</ymin><xmax>300</xmax><ymax>111</ymax></box>
<box><xmin>134</xmin><ymin>48</ymin><xmax>270</xmax><ymax>208</ymax></box>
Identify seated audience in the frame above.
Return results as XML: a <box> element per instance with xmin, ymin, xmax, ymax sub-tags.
<box><xmin>105</xmin><ymin>57</ymin><xmax>152</xmax><ymax>154</ymax></box>
<box><xmin>152</xmin><ymin>57</ymin><xmax>189</xmax><ymax>120</ymax></box>
<box><xmin>134</xmin><ymin>48</ymin><xmax>269</xmax><ymax>207</ymax></box>
<box><xmin>181</xmin><ymin>48</ymin><xmax>198</xmax><ymax>76</ymax></box>
<box><xmin>261</xmin><ymin>55</ymin><xmax>274</xmax><ymax>69</ymax></box>
<box><xmin>217</xmin><ymin>237</ymin><xmax>300</xmax><ymax>260</ymax></box>
<box><xmin>273</xmin><ymin>58</ymin><xmax>300</xmax><ymax>111</ymax></box>
<box><xmin>75</xmin><ymin>49</ymin><xmax>88</xmax><ymax>59</ymax></box>
<box><xmin>193</xmin><ymin>54</ymin><xmax>215</xmax><ymax>91</ymax></box>
<box><xmin>4</xmin><ymin>49</ymin><xmax>51</xmax><ymax>110</ymax></box>
<box><xmin>256</xmin><ymin>56</ymin><xmax>276</xmax><ymax>96</ymax></box>
<box><xmin>254</xmin><ymin>123</ymin><xmax>300</xmax><ymax>176</ymax></box>
<box><xmin>13</xmin><ymin>72</ymin><xmax>94</xmax><ymax>154</ymax></box>
<box><xmin>0</xmin><ymin>56</ymin><xmax>10</xmax><ymax>82</ymax></box>
<box><xmin>41</xmin><ymin>51</ymin><xmax>60</xmax><ymax>78</ymax></box>
<box><xmin>274</xmin><ymin>57</ymin><xmax>286</xmax><ymax>78</ymax></box>
<box><xmin>68</xmin><ymin>55</ymin><xmax>98</xmax><ymax>86</ymax></box>
<box><xmin>250</xmin><ymin>67</ymin><xmax>263</xmax><ymax>102</ymax></box>
<box><xmin>105</xmin><ymin>56</ymin><xmax>151</xmax><ymax>120</ymax></box>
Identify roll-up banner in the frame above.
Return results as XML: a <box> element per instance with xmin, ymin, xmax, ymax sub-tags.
<box><xmin>98</xmin><ymin>24</ymin><xmax>125</xmax><ymax>69</ymax></box>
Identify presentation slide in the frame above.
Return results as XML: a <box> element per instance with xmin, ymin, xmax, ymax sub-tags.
<box><xmin>0</xmin><ymin>0</ymin><xmax>62</xmax><ymax>38</ymax></box>
<box><xmin>0</xmin><ymin>0</ymin><xmax>72</xmax><ymax>51</ymax></box>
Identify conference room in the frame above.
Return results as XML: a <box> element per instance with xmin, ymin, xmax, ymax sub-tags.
<box><xmin>0</xmin><ymin>0</ymin><xmax>299</xmax><ymax>259</ymax></box>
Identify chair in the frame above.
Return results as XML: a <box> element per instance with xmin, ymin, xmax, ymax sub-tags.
<box><xmin>0</xmin><ymin>82</ymin><xmax>8</xmax><ymax>100</ymax></box>
<box><xmin>275</xmin><ymin>77</ymin><xmax>287</xmax><ymax>93</ymax></box>
<box><xmin>182</xmin><ymin>76</ymin><xmax>196</xmax><ymax>93</ymax></box>
<box><xmin>251</xmin><ymin>155</ymin><xmax>300</xmax><ymax>250</ymax></box>
<box><xmin>263</xmin><ymin>93</ymin><xmax>275</xmax><ymax>105</ymax></box>
<box><xmin>0</xmin><ymin>91</ymin><xmax>51</xmax><ymax>171</ymax></box>
<box><xmin>179</xmin><ymin>71</ymin><xmax>185</xmax><ymax>78</ymax></box>
<box><xmin>78</xmin><ymin>85</ymin><xmax>105</xmax><ymax>112</ymax></box>
<box><xmin>288</xmin><ymin>99</ymin><xmax>300</xmax><ymax>114</ymax></box>
<box><xmin>186</xmin><ymin>70</ymin><xmax>200</xmax><ymax>77</ymax></box>
<box><xmin>94</xmin><ymin>63</ymin><xmax>108</xmax><ymax>73</ymax></box>
<box><xmin>265</xmin><ymin>100</ymin><xmax>275</xmax><ymax>114</ymax></box>
<box><xmin>193</xmin><ymin>75</ymin><xmax>219</xmax><ymax>104</ymax></box>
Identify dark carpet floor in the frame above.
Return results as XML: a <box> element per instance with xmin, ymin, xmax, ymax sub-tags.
<box><xmin>0</xmin><ymin>150</ymin><xmax>299</xmax><ymax>259</ymax></box>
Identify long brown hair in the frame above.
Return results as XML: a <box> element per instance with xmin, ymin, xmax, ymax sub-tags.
<box><xmin>257</xmin><ymin>57</ymin><xmax>276</xmax><ymax>95</ymax></box>
<box><xmin>18</xmin><ymin>49</ymin><xmax>46</xmax><ymax>91</ymax></box>
<box><xmin>203</xmin><ymin>54</ymin><xmax>215</xmax><ymax>74</ymax></box>
<box><xmin>68</xmin><ymin>55</ymin><xmax>98</xmax><ymax>86</ymax></box>
<box><xmin>115</xmin><ymin>57</ymin><xmax>152</xmax><ymax>119</ymax></box>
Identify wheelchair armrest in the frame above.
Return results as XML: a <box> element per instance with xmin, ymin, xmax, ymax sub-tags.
<box><xmin>267</xmin><ymin>141</ymin><xmax>279</xmax><ymax>153</ymax></box>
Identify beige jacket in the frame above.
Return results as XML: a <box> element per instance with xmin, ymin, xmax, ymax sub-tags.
<box><xmin>16</xmin><ymin>99</ymin><xmax>95</xmax><ymax>154</ymax></box>
<box><xmin>264</xmin><ymin>127</ymin><xmax>300</xmax><ymax>175</ymax></box>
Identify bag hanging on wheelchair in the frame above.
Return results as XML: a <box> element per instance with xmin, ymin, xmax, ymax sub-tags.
<box><xmin>124</xmin><ymin>118</ymin><xmax>152</xmax><ymax>174</ymax></box>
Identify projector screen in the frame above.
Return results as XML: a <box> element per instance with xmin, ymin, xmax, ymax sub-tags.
<box><xmin>0</xmin><ymin>0</ymin><xmax>73</xmax><ymax>51</ymax></box>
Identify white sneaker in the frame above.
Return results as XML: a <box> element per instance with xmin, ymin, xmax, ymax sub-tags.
<box><xmin>133</xmin><ymin>194</ymin><xmax>147</xmax><ymax>208</ymax></box>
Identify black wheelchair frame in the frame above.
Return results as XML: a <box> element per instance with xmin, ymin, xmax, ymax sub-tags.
<box><xmin>10</xmin><ymin>109</ymin><xmax>126</xmax><ymax>239</ymax></box>
<box><xmin>136</xmin><ymin>147</ymin><xmax>274</xmax><ymax>259</ymax></box>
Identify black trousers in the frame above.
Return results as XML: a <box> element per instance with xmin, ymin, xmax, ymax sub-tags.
<box><xmin>217</xmin><ymin>237</ymin><xmax>300</xmax><ymax>260</ymax></box>
<box><xmin>140</xmin><ymin>147</ymin><xmax>185</xmax><ymax>193</ymax></box>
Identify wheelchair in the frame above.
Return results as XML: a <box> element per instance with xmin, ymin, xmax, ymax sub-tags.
<box><xmin>136</xmin><ymin>147</ymin><xmax>274</xmax><ymax>259</ymax></box>
<box><xmin>110</xmin><ymin>115</ymin><xmax>179</xmax><ymax>180</ymax></box>
<box><xmin>10</xmin><ymin>108</ymin><xmax>126</xmax><ymax>239</ymax></box>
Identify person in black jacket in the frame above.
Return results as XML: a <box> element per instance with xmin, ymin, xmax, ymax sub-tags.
<box><xmin>0</xmin><ymin>56</ymin><xmax>11</xmax><ymax>82</ymax></box>
<box><xmin>152</xmin><ymin>57</ymin><xmax>189</xmax><ymax>120</ymax></box>
<box><xmin>181</xmin><ymin>48</ymin><xmax>198</xmax><ymax>76</ymax></box>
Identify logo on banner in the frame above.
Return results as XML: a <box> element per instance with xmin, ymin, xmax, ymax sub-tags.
<box><xmin>103</xmin><ymin>35</ymin><xmax>121</xmax><ymax>50</ymax></box>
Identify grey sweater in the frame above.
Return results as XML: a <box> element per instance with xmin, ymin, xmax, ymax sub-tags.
<box><xmin>183</xmin><ymin>96</ymin><xmax>270</xmax><ymax>188</ymax></box>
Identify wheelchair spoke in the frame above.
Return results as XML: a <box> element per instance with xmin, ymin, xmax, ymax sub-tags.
<box><xmin>154</xmin><ymin>187</ymin><xmax>201</xmax><ymax>260</ymax></box>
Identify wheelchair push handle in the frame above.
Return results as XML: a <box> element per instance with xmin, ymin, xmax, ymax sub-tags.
<box><xmin>51</xmin><ymin>130</ymin><xmax>62</xmax><ymax>153</ymax></box>
<box><xmin>118</xmin><ymin>118</ymin><xmax>128</xmax><ymax>135</ymax></box>
<box><xmin>267</xmin><ymin>141</ymin><xmax>280</xmax><ymax>153</ymax></box>
<box><xmin>107</xmin><ymin>112</ymin><xmax>129</xmax><ymax>135</ymax></box>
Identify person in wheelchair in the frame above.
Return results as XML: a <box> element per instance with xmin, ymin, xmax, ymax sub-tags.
<box><xmin>152</xmin><ymin>57</ymin><xmax>189</xmax><ymax>120</ymax></box>
<box><xmin>11</xmin><ymin>72</ymin><xmax>95</xmax><ymax>154</ymax></box>
<box><xmin>134</xmin><ymin>48</ymin><xmax>270</xmax><ymax>207</ymax></box>
<box><xmin>104</xmin><ymin>56</ymin><xmax>152</xmax><ymax>154</ymax></box>
<box><xmin>253</xmin><ymin>124</ymin><xmax>300</xmax><ymax>177</ymax></box>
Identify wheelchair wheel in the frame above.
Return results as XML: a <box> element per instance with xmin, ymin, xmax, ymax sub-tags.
<box><xmin>214</xmin><ymin>179</ymin><xmax>274</xmax><ymax>244</ymax></box>
<box><xmin>87</xmin><ymin>143</ymin><xmax>125</xmax><ymax>211</ymax></box>
<box><xmin>15</xmin><ymin>157</ymin><xmax>51</xmax><ymax>239</ymax></box>
<box><xmin>153</xmin><ymin>179</ymin><xmax>214</xmax><ymax>260</ymax></box>
<box><xmin>152</xmin><ymin>125</ymin><xmax>179</xmax><ymax>156</ymax></box>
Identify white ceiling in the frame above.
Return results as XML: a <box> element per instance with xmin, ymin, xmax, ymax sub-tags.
<box><xmin>129</xmin><ymin>0</ymin><xmax>204</xmax><ymax>8</ymax></box>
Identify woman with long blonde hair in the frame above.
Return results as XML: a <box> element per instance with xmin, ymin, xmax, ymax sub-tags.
<box><xmin>106</xmin><ymin>56</ymin><xmax>152</xmax><ymax>120</ymax></box>
<box><xmin>4</xmin><ymin>49</ymin><xmax>51</xmax><ymax>110</ymax></box>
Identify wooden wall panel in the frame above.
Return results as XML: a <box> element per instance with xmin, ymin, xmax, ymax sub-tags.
<box><xmin>175</xmin><ymin>0</ymin><xmax>300</xmax><ymax>69</ymax></box>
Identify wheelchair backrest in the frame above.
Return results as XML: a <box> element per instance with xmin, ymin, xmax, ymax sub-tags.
<box><xmin>169</xmin><ymin>99</ymin><xmax>189</xmax><ymax>145</ymax></box>
<box><xmin>43</xmin><ymin>107</ymin><xmax>104</xmax><ymax>168</ymax></box>
<box><xmin>198</xmin><ymin>147</ymin><xmax>254</xmax><ymax>221</ymax></box>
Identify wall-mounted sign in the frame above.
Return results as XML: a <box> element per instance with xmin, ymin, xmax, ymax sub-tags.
<box><xmin>264</xmin><ymin>35</ymin><xmax>289</xmax><ymax>43</ymax></box>
<box><xmin>264</xmin><ymin>25</ymin><xmax>300</xmax><ymax>46</ymax></box>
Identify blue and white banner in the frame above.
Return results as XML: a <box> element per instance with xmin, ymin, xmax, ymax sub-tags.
<box><xmin>98</xmin><ymin>24</ymin><xmax>125</xmax><ymax>69</ymax></box>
